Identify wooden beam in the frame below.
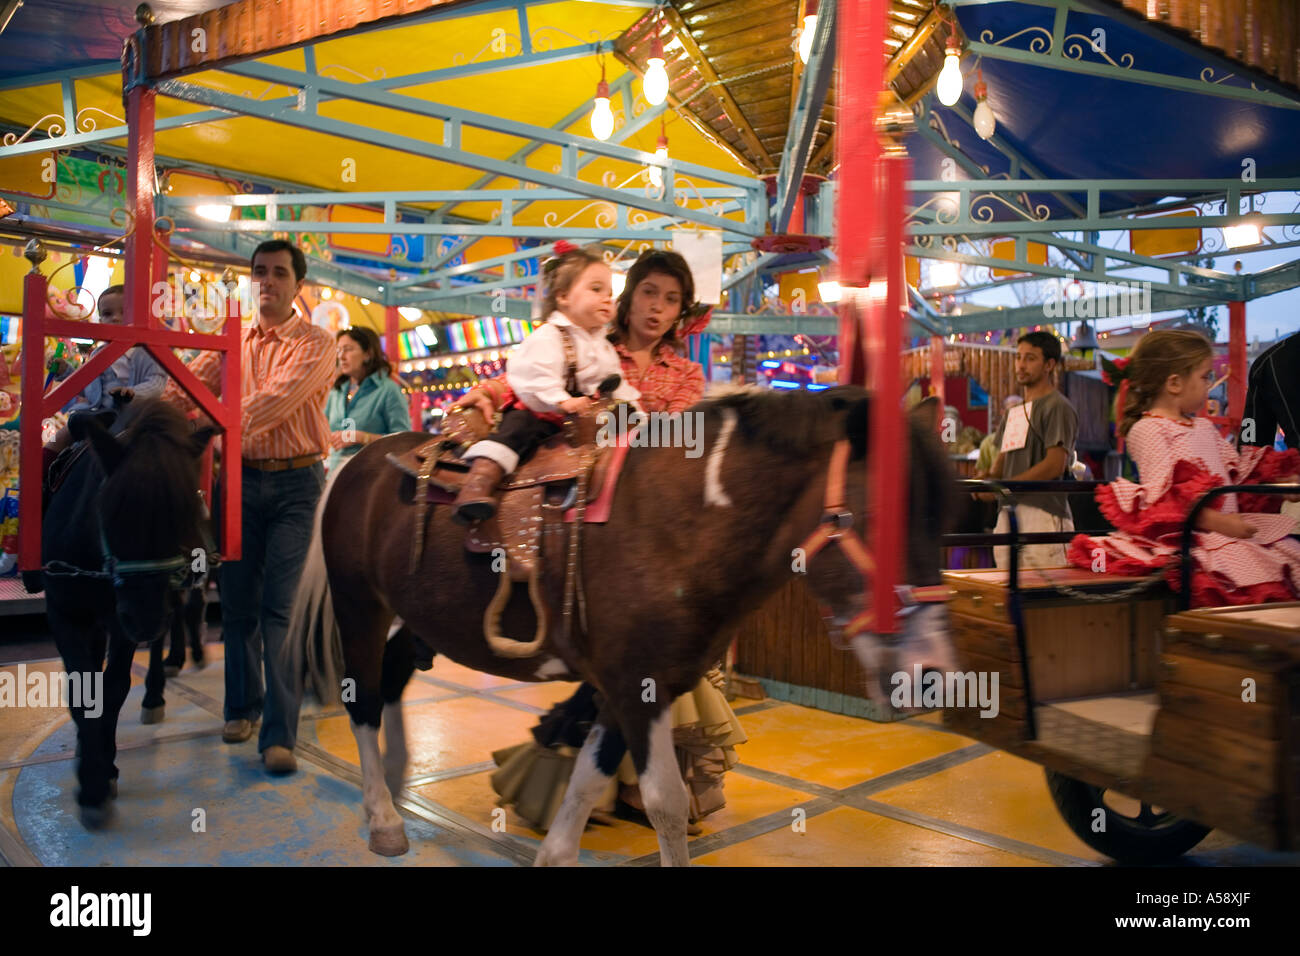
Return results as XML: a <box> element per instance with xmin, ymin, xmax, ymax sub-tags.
<box><xmin>809</xmin><ymin>130</ymin><xmax>834</xmax><ymax>173</ymax></box>
<box><xmin>660</xmin><ymin>4</ymin><xmax>777</xmax><ymax>171</ymax></box>
<box><xmin>134</xmin><ymin>0</ymin><xmax>473</xmax><ymax>84</ymax></box>
<box><xmin>610</xmin><ymin>48</ymin><xmax>759</xmax><ymax>175</ymax></box>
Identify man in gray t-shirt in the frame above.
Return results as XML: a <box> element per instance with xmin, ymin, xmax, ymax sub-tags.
<box><xmin>977</xmin><ymin>332</ymin><xmax>1080</xmax><ymax>569</ymax></box>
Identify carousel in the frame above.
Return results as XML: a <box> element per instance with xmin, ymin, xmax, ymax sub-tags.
<box><xmin>1</xmin><ymin>0</ymin><xmax>1299</xmax><ymax>870</ymax></box>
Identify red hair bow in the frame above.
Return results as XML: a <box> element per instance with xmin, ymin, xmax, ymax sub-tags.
<box><xmin>551</xmin><ymin>240</ymin><xmax>577</xmax><ymax>256</ymax></box>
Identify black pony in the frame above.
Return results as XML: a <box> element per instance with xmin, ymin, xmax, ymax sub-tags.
<box><xmin>40</xmin><ymin>398</ymin><xmax>213</xmax><ymax>827</ymax></box>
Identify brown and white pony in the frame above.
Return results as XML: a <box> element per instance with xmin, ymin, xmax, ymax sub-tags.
<box><xmin>288</xmin><ymin>386</ymin><xmax>954</xmax><ymax>865</ymax></box>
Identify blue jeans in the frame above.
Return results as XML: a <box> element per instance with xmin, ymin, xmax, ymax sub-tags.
<box><xmin>218</xmin><ymin>462</ymin><xmax>324</xmax><ymax>752</ymax></box>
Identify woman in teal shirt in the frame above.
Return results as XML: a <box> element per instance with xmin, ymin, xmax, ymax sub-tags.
<box><xmin>325</xmin><ymin>326</ymin><xmax>412</xmax><ymax>473</ymax></box>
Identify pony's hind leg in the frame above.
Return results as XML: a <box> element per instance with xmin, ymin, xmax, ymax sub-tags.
<box><xmin>380</xmin><ymin>627</ymin><xmax>419</xmax><ymax>800</ymax></box>
<box><xmin>630</xmin><ymin>707</ymin><xmax>691</xmax><ymax>867</ymax></box>
<box><xmin>535</xmin><ymin>719</ymin><xmax>627</xmax><ymax>867</ymax></box>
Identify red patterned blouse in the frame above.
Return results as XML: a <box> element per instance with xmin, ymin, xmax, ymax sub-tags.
<box><xmin>476</xmin><ymin>340</ymin><xmax>706</xmax><ymax>416</ymax></box>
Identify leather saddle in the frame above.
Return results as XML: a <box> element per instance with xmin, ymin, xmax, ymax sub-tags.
<box><xmin>386</xmin><ymin>403</ymin><xmax>620</xmax><ymax>582</ymax></box>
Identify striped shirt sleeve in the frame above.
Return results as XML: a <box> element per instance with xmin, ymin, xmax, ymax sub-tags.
<box><xmin>162</xmin><ymin>348</ymin><xmax>223</xmax><ymax>415</ymax></box>
<box><xmin>242</xmin><ymin>328</ymin><xmax>336</xmax><ymax>439</ymax></box>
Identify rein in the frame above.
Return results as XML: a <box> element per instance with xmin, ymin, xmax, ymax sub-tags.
<box><xmin>42</xmin><ymin>490</ymin><xmax>216</xmax><ymax>592</ymax></box>
<box><xmin>798</xmin><ymin>439</ymin><xmax>950</xmax><ymax>643</ymax></box>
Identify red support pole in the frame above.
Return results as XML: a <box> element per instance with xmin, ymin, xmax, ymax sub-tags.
<box><xmin>17</xmin><ymin>268</ymin><xmax>48</xmax><ymax>573</ymax></box>
<box><xmin>385</xmin><ymin>306</ymin><xmax>401</xmax><ymax>367</ymax></box>
<box><xmin>221</xmin><ymin>290</ymin><xmax>242</xmax><ymax>561</ymax></box>
<box><xmin>1228</xmin><ymin>299</ymin><xmax>1246</xmax><ymax>431</ymax></box>
<box><xmin>867</xmin><ymin>155</ymin><xmax>909</xmax><ymax>634</ymax></box>
<box><xmin>409</xmin><ymin>391</ymin><xmax>422</xmax><ymax>432</ymax></box>
<box><xmin>124</xmin><ymin>86</ymin><xmax>155</xmax><ymax>339</ymax></box>
<box><xmin>150</xmin><ymin>229</ymin><xmax>169</xmax><ymax>330</ymax></box>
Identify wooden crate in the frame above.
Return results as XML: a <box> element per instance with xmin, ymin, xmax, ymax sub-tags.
<box><xmin>1142</xmin><ymin>603</ymin><xmax>1300</xmax><ymax>850</ymax></box>
<box><xmin>941</xmin><ymin>568</ymin><xmax>1169</xmax><ymax>743</ymax></box>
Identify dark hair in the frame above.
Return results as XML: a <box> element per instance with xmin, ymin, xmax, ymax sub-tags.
<box><xmin>541</xmin><ymin>246</ymin><xmax>606</xmax><ymax>317</ymax></box>
<box><xmin>1017</xmin><ymin>331</ymin><xmax>1063</xmax><ymax>368</ymax></box>
<box><xmin>333</xmin><ymin>326</ymin><xmax>391</xmax><ymax>389</ymax></box>
<box><xmin>250</xmin><ymin>239</ymin><xmax>307</xmax><ymax>282</ymax></box>
<box><xmin>1118</xmin><ymin>329</ymin><xmax>1212</xmax><ymax>436</ymax></box>
<box><xmin>608</xmin><ymin>249</ymin><xmax>696</xmax><ymax>352</ymax></box>
<box><xmin>99</xmin><ymin>284</ymin><xmax>125</xmax><ymax>302</ymax></box>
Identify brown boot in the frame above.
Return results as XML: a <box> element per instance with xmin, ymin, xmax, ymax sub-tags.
<box><xmin>453</xmin><ymin>457</ymin><xmax>506</xmax><ymax>525</ymax></box>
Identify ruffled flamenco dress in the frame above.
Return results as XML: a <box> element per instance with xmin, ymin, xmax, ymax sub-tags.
<box><xmin>490</xmin><ymin>669</ymin><xmax>747</xmax><ymax>832</ymax></box>
<box><xmin>1067</xmin><ymin>414</ymin><xmax>1300</xmax><ymax>607</ymax></box>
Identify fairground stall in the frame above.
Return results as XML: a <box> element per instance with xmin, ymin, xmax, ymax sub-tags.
<box><xmin>0</xmin><ymin>0</ymin><xmax>1298</xmax><ymax>867</ymax></box>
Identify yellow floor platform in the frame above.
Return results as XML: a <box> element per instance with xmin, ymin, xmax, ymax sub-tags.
<box><xmin>1</xmin><ymin>647</ymin><xmax>1296</xmax><ymax>867</ymax></box>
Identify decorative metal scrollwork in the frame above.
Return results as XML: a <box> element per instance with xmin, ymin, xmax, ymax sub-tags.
<box><xmin>978</xmin><ymin>26</ymin><xmax>1052</xmax><ymax>54</ymax></box>
<box><xmin>970</xmin><ymin>192</ymin><xmax>1051</xmax><ymax>223</ymax></box>
<box><xmin>1062</xmin><ymin>34</ymin><xmax>1133</xmax><ymax>69</ymax></box>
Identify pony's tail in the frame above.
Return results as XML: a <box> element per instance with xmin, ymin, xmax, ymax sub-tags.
<box><xmin>287</xmin><ymin>466</ymin><xmax>345</xmax><ymax>707</ymax></box>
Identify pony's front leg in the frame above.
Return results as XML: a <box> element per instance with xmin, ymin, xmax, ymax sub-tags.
<box><xmin>350</xmin><ymin>718</ymin><xmax>409</xmax><ymax>857</ymax></box>
<box><xmin>632</xmin><ymin>708</ymin><xmax>691</xmax><ymax>867</ymax></box>
<box><xmin>535</xmin><ymin>720</ymin><xmax>627</xmax><ymax>867</ymax></box>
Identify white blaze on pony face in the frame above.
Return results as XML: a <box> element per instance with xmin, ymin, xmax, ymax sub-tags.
<box><xmin>704</xmin><ymin>408</ymin><xmax>737</xmax><ymax>508</ymax></box>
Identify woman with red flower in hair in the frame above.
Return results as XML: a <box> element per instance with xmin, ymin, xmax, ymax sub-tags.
<box><xmin>1069</xmin><ymin>329</ymin><xmax>1300</xmax><ymax>606</ymax></box>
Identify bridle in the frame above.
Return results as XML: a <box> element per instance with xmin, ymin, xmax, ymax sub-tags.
<box><xmin>43</xmin><ymin>490</ymin><xmax>216</xmax><ymax>594</ymax></box>
<box><xmin>797</xmin><ymin>439</ymin><xmax>951</xmax><ymax>643</ymax></box>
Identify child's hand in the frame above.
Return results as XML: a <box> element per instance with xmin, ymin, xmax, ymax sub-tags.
<box><xmin>1219</xmin><ymin>514</ymin><xmax>1258</xmax><ymax>539</ymax></box>
<box><xmin>560</xmin><ymin>397</ymin><xmax>590</xmax><ymax>414</ymax></box>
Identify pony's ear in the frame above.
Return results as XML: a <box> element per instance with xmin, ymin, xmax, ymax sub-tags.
<box><xmin>74</xmin><ymin>413</ymin><xmax>126</xmax><ymax>474</ymax></box>
<box><xmin>190</xmin><ymin>426</ymin><xmax>217</xmax><ymax>458</ymax></box>
<box><xmin>910</xmin><ymin>396</ymin><xmax>942</xmax><ymax>433</ymax></box>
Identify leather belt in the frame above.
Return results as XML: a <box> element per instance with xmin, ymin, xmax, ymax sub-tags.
<box><xmin>242</xmin><ymin>453</ymin><xmax>324</xmax><ymax>472</ymax></box>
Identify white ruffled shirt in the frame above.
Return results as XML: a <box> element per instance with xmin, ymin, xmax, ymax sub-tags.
<box><xmin>506</xmin><ymin>312</ymin><xmax>641</xmax><ymax>415</ymax></box>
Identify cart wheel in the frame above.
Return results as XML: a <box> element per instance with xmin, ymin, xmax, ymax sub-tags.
<box><xmin>1045</xmin><ymin>769</ymin><xmax>1211</xmax><ymax>864</ymax></box>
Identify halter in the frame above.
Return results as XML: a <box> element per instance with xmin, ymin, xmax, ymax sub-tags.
<box><xmin>43</xmin><ymin>490</ymin><xmax>216</xmax><ymax>594</ymax></box>
<box><xmin>798</xmin><ymin>439</ymin><xmax>951</xmax><ymax>643</ymax></box>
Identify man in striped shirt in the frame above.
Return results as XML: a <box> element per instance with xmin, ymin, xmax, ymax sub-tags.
<box><xmin>165</xmin><ymin>239</ymin><xmax>335</xmax><ymax>774</ymax></box>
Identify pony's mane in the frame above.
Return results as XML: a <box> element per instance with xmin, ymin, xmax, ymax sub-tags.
<box><xmin>101</xmin><ymin>398</ymin><xmax>203</xmax><ymax>557</ymax></box>
<box><xmin>694</xmin><ymin>385</ymin><xmax>868</xmax><ymax>457</ymax></box>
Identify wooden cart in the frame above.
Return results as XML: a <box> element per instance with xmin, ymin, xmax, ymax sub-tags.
<box><xmin>943</xmin><ymin>567</ymin><xmax>1300</xmax><ymax>863</ymax></box>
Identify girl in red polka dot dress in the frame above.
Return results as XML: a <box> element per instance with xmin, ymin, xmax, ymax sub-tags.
<box><xmin>1068</xmin><ymin>329</ymin><xmax>1300</xmax><ymax>606</ymax></box>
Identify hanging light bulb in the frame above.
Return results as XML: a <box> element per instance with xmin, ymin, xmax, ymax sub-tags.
<box><xmin>648</xmin><ymin>123</ymin><xmax>669</xmax><ymax>188</ymax></box>
<box><xmin>972</xmin><ymin>68</ymin><xmax>995</xmax><ymax>140</ymax></box>
<box><xmin>644</xmin><ymin>32</ymin><xmax>669</xmax><ymax>106</ymax></box>
<box><xmin>591</xmin><ymin>56</ymin><xmax>615</xmax><ymax>141</ymax></box>
<box><xmin>797</xmin><ymin>0</ymin><xmax>819</xmax><ymax>65</ymax></box>
<box><xmin>936</xmin><ymin>27</ymin><xmax>964</xmax><ymax>106</ymax></box>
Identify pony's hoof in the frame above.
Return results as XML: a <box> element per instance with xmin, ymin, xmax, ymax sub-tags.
<box><xmin>141</xmin><ymin>705</ymin><xmax>165</xmax><ymax>725</ymax></box>
<box><xmin>533</xmin><ymin>846</ymin><xmax>579</xmax><ymax>867</ymax></box>
<box><xmin>368</xmin><ymin>825</ymin><xmax>409</xmax><ymax>857</ymax></box>
<box><xmin>79</xmin><ymin>803</ymin><xmax>111</xmax><ymax>830</ymax></box>
<box><xmin>192</xmin><ymin>657</ymin><xmax>206</xmax><ymax>671</ymax></box>
<box><xmin>163</xmin><ymin>664</ymin><xmax>181</xmax><ymax>678</ymax></box>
